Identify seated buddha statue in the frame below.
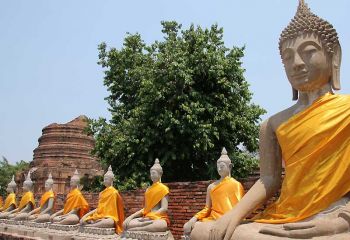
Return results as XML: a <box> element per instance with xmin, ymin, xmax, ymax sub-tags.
<box><xmin>22</xmin><ymin>173</ymin><xmax>55</xmax><ymax>223</ymax></box>
<box><xmin>123</xmin><ymin>159</ymin><xmax>170</xmax><ymax>233</ymax></box>
<box><xmin>7</xmin><ymin>173</ymin><xmax>35</xmax><ymax>220</ymax></box>
<box><xmin>0</xmin><ymin>176</ymin><xmax>17</xmax><ymax>218</ymax></box>
<box><xmin>80</xmin><ymin>166</ymin><xmax>125</xmax><ymax>234</ymax></box>
<box><xmin>208</xmin><ymin>1</ymin><xmax>350</xmax><ymax>240</ymax></box>
<box><xmin>183</xmin><ymin>148</ymin><xmax>244</xmax><ymax>240</ymax></box>
<box><xmin>50</xmin><ymin>169</ymin><xmax>89</xmax><ymax>225</ymax></box>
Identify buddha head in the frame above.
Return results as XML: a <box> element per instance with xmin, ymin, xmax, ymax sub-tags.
<box><xmin>23</xmin><ymin>171</ymin><xmax>33</xmax><ymax>192</ymax></box>
<box><xmin>279</xmin><ymin>0</ymin><xmax>341</xmax><ymax>100</ymax></box>
<box><xmin>70</xmin><ymin>169</ymin><xmax>80</xmax><ymax>188</ymax></box>
<box><xmin>7</xmin><ymin>175</ymin><xmax>17</xmax><ymax>193</ymax></box>
<box><xmin>45</xmin><ymin>173</ymin><xmax>54</xmax><ymax>191</ymax></box>
<box><xmin>150</xmin><ymin>158</ymin><xmax>163</xmax><ymax>183</ymax></box>
<box><xmin>103</xmin><ymin>165</ymin><xmax>114</xmax><ymax>187</ymax></box>
<box><xmin>216</xmin><ymin>147</ymin><xmax>232</xmax><ymax>178</ymax></box>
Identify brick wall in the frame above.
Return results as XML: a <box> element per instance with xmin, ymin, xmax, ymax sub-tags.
<box><xmin>54</xmin><ymin>173</ymin><xmax>260</xmax><ymax>240</ymax></box>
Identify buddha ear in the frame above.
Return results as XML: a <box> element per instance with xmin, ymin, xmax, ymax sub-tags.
<box><xmin>292</xmin><ymin>87</ymin><xmax>298</xmax><ymax>101</ymax></box>
<box><xmin>331</xmin><ymin>44</ymin><xmax>342</xmax><ymax>90</ymax></box>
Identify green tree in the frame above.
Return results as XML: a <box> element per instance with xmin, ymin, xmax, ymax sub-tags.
<box><xmin>0</xmin><ymin>157</ymin><xmax>29</xmax><ymax>197</ymax></box>
<box><xmin>89</xmin><ymin>21</ymin><xmax>265</xmax><ymax>188</ymax></box>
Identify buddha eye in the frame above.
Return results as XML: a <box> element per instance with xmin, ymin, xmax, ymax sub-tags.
<box><xmin>301</xmin><ymin>45</ymin><xmax>318</xmax><ymax>57</ymax></box>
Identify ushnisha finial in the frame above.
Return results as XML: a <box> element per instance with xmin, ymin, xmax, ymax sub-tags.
<box><xmin>217</xmin><ymin>147</ymin><xmax>232</xmax><ymax>164</ymax></box>
<box><xmin>150</xmin><ymin>158</ymin><xmax>163</xmax><ymax>174</ymax></box>
<box><xmin>23</xmin><ymin>171</ymin><xmax>33</xmax><ymax>186</ymax></box>
<box><xmin>279</xmin><ymin>0</ymin><xmax>339</xmax><ymax>55</ymax></box>
<box><xmin>46</xmin><ymin>172</ymin><xmax>54</xmax><ymax>185</ymax></box>
<box><xmin>104</xmin><ymin>165</ymin><xmax>115</xmax><ymax>179</ymax></box>
<box><xmin>71</xmin><ymin>169</ymin><xmax>80</xmax><ymax>182</ymax></box>
<box><xmin>8</xmin><ymin>175</ymin><xmax>17</xmax><ymax>188</ymax></box>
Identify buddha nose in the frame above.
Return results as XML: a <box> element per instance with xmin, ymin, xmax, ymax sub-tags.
<box><xmin>293</xmin><ymin>54</ymin><xmax>305</xmax><ymax>71</ymax></box>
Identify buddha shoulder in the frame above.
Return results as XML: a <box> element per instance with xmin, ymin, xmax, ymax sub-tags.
<box><xmin>266</xmin><ymin>104</ymin><xmax>299</xmax><ymax>132</ymax></box>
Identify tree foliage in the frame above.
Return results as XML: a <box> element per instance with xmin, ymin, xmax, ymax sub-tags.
<box><xmin>89</xmin><ymin>21</ymin><xmax>265</xmax><ymax>188</ymax></box>
<box><xmin>0</xmin><ymin>157</ymin><xmax>29</xmax><ymax>197</ymax></box>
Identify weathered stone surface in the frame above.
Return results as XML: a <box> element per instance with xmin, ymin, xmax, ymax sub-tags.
<box><xmin>16</xmin><ymin>115</ymin><xmax>103</xmax><ymax>196</ymax></box>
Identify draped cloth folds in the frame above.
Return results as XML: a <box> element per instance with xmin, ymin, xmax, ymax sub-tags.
<box><xmin>254</xmin><ymin>93</ymin><xmax>350</xmax><ymax>223</ymax></box>
<box><xmin>195</xmin><ymin>176</ymin><xmax>245</xmax><ymax>221</ymax></box>
<box><xmin>0</xmin><ymin>193</ymin><xmax>16</xmax><ymax>211</ymax></box>
<box><xmin>18</xmin><ymin>191</ymin><xmax>35</xmax><ymax>211</ymax></box>
<box><xmin>85</xmin><ymin>186</ymin><xmax>125</xmax><ymax>234</ymax></box>
<box><xmin>39</xmin><ymin>190</ymin><xmax>55</xmax><ymax>211</ymax></box>
<box><xmin>0</xmin><ymin>196</ymin><xmax>3</xmax><ymax>209</ymax></box>
<box><xmin>142</xmin><ymin>182</ymin><xmax>170</xmax><ymax>225</ymax></box>
<box><xmin>63</xmin><ymin>188</ymin><xmax>89</xmax><ymax>218</ymax></box>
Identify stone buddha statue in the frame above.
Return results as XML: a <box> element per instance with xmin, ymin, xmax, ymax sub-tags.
<box><xmin>183</xmin><ymin>148</ymin><xmax>244</xmax><ymax>240</ymax></box>
<box><xmin>123</xmin><ymin>158</ymin><xmax>170</xmax><ymax>234</ymax></box>
<box><xmin>50</xmin><ymin>169</ymin><xmax>89</xmax><ymax>225</ymax></box>
<box><xmin>24</xmin><ymin>173</ymin><xmax>55</xmax><ymax>223</ymax></box>
<box><xmin>80</xmin><ymin>165</ymin><xmax>125</xmax><ymax>234</ymax></box>
<box><xmin>0</xmin><ymin>176</ymin><xmax>17</xmax><ymax>218</ymax></box>
<box><xmin>7</xmin><ymin>172</ymin><xmax>35</xmax><ymax>220</ymax></box>
<box><xmin>208</xmin><ymin>1</ymin><xmax>350</xmax><ymax>240</ymax></box>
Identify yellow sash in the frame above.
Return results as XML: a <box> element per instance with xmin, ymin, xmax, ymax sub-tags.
<box><xmin>195</xmin><ymin>176</ymin><xmax>244</xmax><ymax>221</ymax></box>
<box><xmin>0</xmin><ymin>193</ymin><xmax>16</xmax><ymax>211</ymax></box>
<box><xmin>142</xmin><ymin>182</ymin><xmax>170</xmax><ymax>225</ymax></box>
<box><xmin>85</xmin><ymin>186</ymin><xmax>124</xmax><ymax>234</ymax></box>
<box><xmin>39</xmin><ymin>190</ymin><xmax>55</xmax><ymax>211</ymax></box>
<box><xmin>0</xmin><ymin>196</ymin><xmax>3</xmax><ymax>209</ymax></box>
<box><xmin>255</xmin><ymin>93</ymin><xmax>350</xmax><ymax>223</ymax></box>
<box><xmin>18</xmin><ymin>191</ymin><xmax>35</xmax><ymax>211</ymax></box>
<box><xmin>63</xmin><ymin>188</ymin><xmax>89</xmax><ymax>218</ymax></box>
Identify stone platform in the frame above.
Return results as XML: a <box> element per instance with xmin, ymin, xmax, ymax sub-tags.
<box><xmin>120</xmin><ymin>230</ymin><xmax>174</xmax><ymax>240</ymax></box>
<box><xmin>0</xmin><ymin>221</ymin><xmax>120</xmax><ymax>240</ymax></box>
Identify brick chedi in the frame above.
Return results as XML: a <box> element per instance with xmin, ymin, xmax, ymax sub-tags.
<box><xmin>18</xmin><ymin>115</ymin><xmax>103</xmax><ymax>195</ymax></box>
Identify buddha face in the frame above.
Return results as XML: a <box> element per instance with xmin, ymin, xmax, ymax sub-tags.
<box><xmin>103</xmin><ymin>175</ymin><xmax>113</xmax><ymax>187</ymax></box>
<box><xmin>45</xmin><ymin>181</ymin><xmax>53</xmax><ymax>191</ymax></box>
<box><xmin>281</xmin><ymin>33</ymin><xmax>332</xmax><ymax>92</ymax></box>
<box><xmin>70</xmin><ymin>178</ymin><xmax>79</xmax><ymax>188</ymax></box>
<box><xmin>217</xmin><ymin>161</ymin><xmax>231</xmax><ymax>178</ymax></box>
<box><xmin>23</xmin><ymin>183</ymin><xmax>31</xmax><ymax>191</ymax></box>
<box><xmin>150</xmin><ymin>169</ymin><xmax>161</xmax><ymax>183</ymax></box>
<box><xmin>6</xmin><ymin>186</ymin><xmax>13</xmax><ymax>193</ymax></box>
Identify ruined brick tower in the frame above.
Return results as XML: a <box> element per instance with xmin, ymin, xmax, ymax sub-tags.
<box><xmin>17</xmin><ymin>115</ymin><xmax>103</xmax><ymax>195</ymax></box>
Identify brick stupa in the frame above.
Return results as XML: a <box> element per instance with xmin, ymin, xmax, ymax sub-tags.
<box><xmin>17</xmin><ymin>115</ymin><xmax>103</xmax><ymax>195</ymax></box>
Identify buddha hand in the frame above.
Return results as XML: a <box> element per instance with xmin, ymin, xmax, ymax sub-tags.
<box><xmin>259</xmin><ymin>214</ymin><xmax>350</xmax><ymax>239</ymax></box>
<box><xmin>209</xmin><ymin>212</ymin><xmax>238</xmax><ymax>240</ymax></box>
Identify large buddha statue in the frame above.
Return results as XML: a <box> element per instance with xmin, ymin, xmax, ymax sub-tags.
<box><xmin>7</xmin><ymin>173</ymin><xmax>35</xmax><ymax>220</ymax></box>
<box><xmin>80</xmin><ymin>166</ymin><xmax>125</xmax><ymax>234</ymax></box>
<box><xmin>22</xmin><ymin>173</ymin><xmax>55</xmax><ymax>223</ymax></box>
<box><xmin>50</xmin><ymin>169</ymin><xmax>89</xmax><ymax>225</ymax></box>
<box><xmin>183</xmin><ymin>148</ymin><xmax>244</xmax><ymax>240</ymax></box>
<box><xmin>0</xmin><ymin>176</ymin><xmax>17</xmax><ymax>218</ymax></box>
<box><xmin>123</xmin><ymin>159</ymin><xmax>170</xmax><ymax>233</ymax></box>
<box><xmin>209</xmin><ymin>1</ymin><xmax>350</xmax><ymax>240</ymax></box>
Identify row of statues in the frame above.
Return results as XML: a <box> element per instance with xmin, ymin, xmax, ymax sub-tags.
<box><xmin>1</xmin><ymin>0</ymin><xmax>350</xmax><ymax>239</ymax></box>
<box><xmin>0</xmin><ymin>149</ymin><xmax>245</xmax><ymax>239</ymax></box>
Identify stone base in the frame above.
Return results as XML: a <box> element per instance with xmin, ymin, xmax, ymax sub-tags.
<box><xmin>120</xmin><ymin>230</ymin><xmax>174</xmax><ymax>240</ymax></box>
<box><xmin>24</xmin><ymin>221</ymin><xmax>50</xmax><ymax>228</ymax></box>
<box><xmin>49</xmin><ymin>223</ymin><xmax>80</xmax><ymax>231</ymax></box>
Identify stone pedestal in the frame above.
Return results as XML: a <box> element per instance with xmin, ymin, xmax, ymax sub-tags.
<box><xmin>120</xmin><ymin>230</ymin><xmax>174</xmax><ymax>240</ymax></box>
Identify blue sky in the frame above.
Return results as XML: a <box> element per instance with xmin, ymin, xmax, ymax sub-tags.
<box><xmin>1</xmin><ymin>0</ymin><xmax>349</xmax><ymax>164</ymax></box>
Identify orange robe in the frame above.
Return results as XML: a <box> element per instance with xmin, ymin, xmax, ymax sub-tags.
<box><xmin>18</xmin><ymin>191</ymin><xmax>35</xmax><ymax>211</ymax></box>
<box><xmin>195</xmin><ymin>176</ymin><xmax>244</xmax><ymax>221</ymax></box>
<box><xmin>255</xmin><ymin>93</ymin><xmax>350</xmax><ymax>223</ymax></box>
<box><xmin>39</xmin><ymin>190</ymin><xmax>55</xmax><ymax>212</ymax></box>
<box><xmin>0</xmin><ymin>193</ymin><xmax>16</xmax><ymax>211</ymax></box>
<box><xmin>142</xmin><ymin>182</ymin><xmax>170</xmax><ymax>225</ymax></box>
<box><xmin>63</xmin><ymin>188</ymin><xmax>89</xmax><ymax>218</ymax></box>
<box><xmin>0</xmin><ymin>196</ymin><xmax>3</xmax><ymax>209</ymax></box>
<box><xmin>85</xmin><ymin>186</ymin><xmax>124</xmax><ymax>234</ymax></box>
